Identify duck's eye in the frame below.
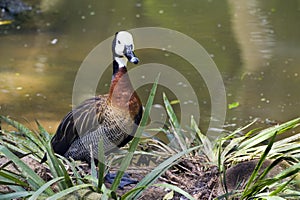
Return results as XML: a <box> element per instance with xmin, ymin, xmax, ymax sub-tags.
<box><xmin>117</xmin><ymin>40</ymin><xmax>121</xmax><ymax>44</ymax></box>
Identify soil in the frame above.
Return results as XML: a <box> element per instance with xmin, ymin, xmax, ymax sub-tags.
<box><xmin>109</xmin><ymin>155</ymin><xmax>220</xmax><ymax>200</ymax></box>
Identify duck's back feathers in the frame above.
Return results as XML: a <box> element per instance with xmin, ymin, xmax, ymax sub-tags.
<box><xmin>51</xmin><ymin>96</ymin><xmax>107</xmax><ymax>158</ymax></box>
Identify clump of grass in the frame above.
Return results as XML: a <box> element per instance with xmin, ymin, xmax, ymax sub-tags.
<box><xmin>192</xmin><ymin>117</ymin><xmax>300</xmax><ymax>199</ymax></box>
<box><xmin>156</xmin><ymin>94</ymin><xmax>300</xmax><ymax>199</ymax></box>
<box><xmin>0</xmin><ymin>76</ymin><xmax>299</xmax><ymax>199</ymax></box>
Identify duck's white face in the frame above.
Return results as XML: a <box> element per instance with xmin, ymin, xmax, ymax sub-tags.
<box><xmin>114</xmin><ymin>31</ymin><xmax>134</xmax><ymax>56</ymax></box>
<box><xmin>113</xmin><ymin>31</ymin><xmax>139</xmax><ymax>65</ymax></box>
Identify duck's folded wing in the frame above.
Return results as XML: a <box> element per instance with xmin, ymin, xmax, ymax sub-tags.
<box><xmin>51</xmin><ymin>96</ymin><xmax>107</xmax><ymax>156</ymax></box>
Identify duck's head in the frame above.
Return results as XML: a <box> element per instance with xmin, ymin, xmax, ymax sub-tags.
<box><xmin>112</xmin><ymin>31</ymin><xmax>139</xmax><ymax>66</ymax></box>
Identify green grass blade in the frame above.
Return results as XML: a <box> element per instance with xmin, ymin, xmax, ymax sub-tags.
<box><xmin>121</xmin><ymin>186</ymin><xmax>146</xmax><ymax>200</ymax></box>
<box><xmin>0</xmin><ymin>116</ymin><xmax>43</xmax><ymax>153</ymax></box>
<box><xmin>97</xmin><ymin>138</ymin><xmax>106</xmax><ymax>192</ymax></box>
<box><xmin>257</xmin><ymin>157</ymin><xmax>287</xmax><ymax>181</ymax></box>
<box><xmin>110</xmin><ymin>74</ymin><xmax>160</xmax><ymax>191</ymax></box>
<box><xmin>46</xmin><ymin>184</ymin><xmax>93</xmax><ymax>200</ymax></box>
<box><xmin>243</xmin><ymin>132</ymin><xmax>277</xmax><ymax>196</ymax></box>
<box><xmin>55</xmin><ymin>155</ymin><xmax>74</xmax><ymax>188</ymax></box>
<box><xmin>274</xmin><ymin>133</ymin><xmax>300</xmax><ymax>147</ymax></box>
<box><xmin>0</xmin><ymin>191</ymin><xmax>34</xmax><ymax>200</ymax></box>
<box><xmin>0</xmin><ymin>171</ymin><xmax>28</xmax><ymax>187</ymax></box>
<box><xmin>163</xmin><ymin>93</ymin><xmax>187</xmax><ymax>151</ymax></box>
<box><xmin>274</xmin><ymin>162</ymin><xmax>300</xmax><ymax>180</ymax></box>
<box><xmin>163</xmin><ymin>93</ymin><xmax>180</xmax><ymax>128</ymax></box>
<box><xmin>100</xmin><ymin>184</ymin><xmax>111</xmax><ymax>200</ymax></box>
<box><xmin>246</xmin><ymin>165</ymin><xmax>300</xmax><ymax>198</ymax></box>
<box><xmin>44</xmin><ymin>142</ymin><xmax>70</xmax><ymax>190</ymax></box>
<box><xmin>0</xmin><ymin>169</ymin><xmax>27</xmax><ymax>190</ymax></box>
<box><xmin>35</xmin><ymin>120</ymin><xmax>51</xmax><ymax>145</ymax></box>
<box><xmin>28</xmin><ymin>177</ymin><xmax>64</xmax><ymax>200</ymax></box>
<box><xmin>154</xmin><ymin>183</ymin><xmax>196</xmax><ymax>200</ymax></box>
<box><xmin>64</xmin><ymin>158</ymin><xmax>84</xmax><ymax>185</ymax></box>
<box><xmin>221</xmin><ymin>136</ymin><xmax>245</xmax><ymax>161</ymax></box>
<box><xmin>238</xmin><ymin>118</ymin><xmax>300</xmax><ymax>150</ymax></box>
<box><xmin>256</xmin><ymin>196</ymin><xmax>286</xmax><ymax>200</ymax></box>
<box><xmin>0</xmin><ymin>138</ymin><xmax>28</xmax><ymax>156</ymax></box>
<box><xmin>191</xmin><ymin>116</ymin><xmax>214</xmax><ymax>162</ymax></box>
<box><xmin>0</xmin><ymin>116</ymin><xmax>32</xmax><ymax>135</ymax></box>
<box><xmin>270</xmin><ymin>176</ymin><xmax>296</xmax><ymax>196</ymax></box>
<box><xmin>280</xmin><ymin>189</ymin><xmax>300</xmax><ymax>197</ymax></box>
<box><xmin>0</xmin><ymin>145</ymin><xmax>53</xmax><ymax>195</ymax></box>
<box><xmin>0</xmin><ymin>180</ymin><xmax>23</xmax><ymax>186</ymax></box>
<box><xmin>90</xmin><ymin>154</ymin><xmax>98</xmax><ymax>187</ymax></box>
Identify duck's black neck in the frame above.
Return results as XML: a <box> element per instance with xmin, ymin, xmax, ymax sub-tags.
<box><xmin>113</xmin><ymin>60</ymin><xmax>120</xmax><ymax>76</ymax></box>
<box><xmin>113</xmin><ymin>59</ymin><xmax>128</xmax><ymax>77</ymax></box>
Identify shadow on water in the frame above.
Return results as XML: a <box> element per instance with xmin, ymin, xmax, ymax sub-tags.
<box><xmin>0</xmin><ymin>0</ymin><xmax>299</xmax><ymax>136</ymax></box>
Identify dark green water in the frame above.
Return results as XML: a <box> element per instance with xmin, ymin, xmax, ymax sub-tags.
<box><xmin>0</xmin><ymin>0</ymin><xmax>299</xmax><ymax>135</ymax></box>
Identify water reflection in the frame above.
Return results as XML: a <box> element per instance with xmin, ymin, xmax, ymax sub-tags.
<box><xmin>229</xmin><ymin>0</ymin><xmax>275</xmax><ymax>71</ymax></box>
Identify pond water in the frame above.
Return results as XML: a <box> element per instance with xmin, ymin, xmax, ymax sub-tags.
<box><xmin>0</xmin><ymin>0</ymin><xmax>299</xmax><ymax>136</ymax></box>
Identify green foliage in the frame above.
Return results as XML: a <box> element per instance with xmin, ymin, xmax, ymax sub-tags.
<box><xmin>0</xmin><ymin>82</ymin><xmax>299</xmax><ymax>199</ymax></box>
<box><xmin>216</xmin><ymin>118</ymin><xmax>300</xmax><ymax>199</ymax></box>
<box><xmin>163</xmin><ymin>93</ymin><xmax>188</xmax><ymax>151</ymax></box>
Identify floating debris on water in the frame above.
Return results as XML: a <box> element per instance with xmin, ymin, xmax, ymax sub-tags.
<box><xmin>0</xmin><ymin>20</ymin><xmax>13</xmax><ymax>25</ymax></box>
<box><xmin>228</xmin><ymin>101</ymin><xmax>240</xmax><ymax>109</ymax></box>
<box><xmin>50</xmin><ymin>38</ymin><xmax>58</xmax><ymax>45</ymax></box>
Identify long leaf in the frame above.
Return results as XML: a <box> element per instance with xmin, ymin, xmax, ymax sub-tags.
<box><xmin>44</xmin><ymin>142</ymin><xmax>69</xmax><ymax>190</ymax></box>
<box><xmin>35</xmin><ymin>120</ymin><xmax>51</xmax><ymax>145</ymax></box>
<box><xmin>246</xmin><ymin>166</ymin><xmax>300</xmax><ymax>197</ymax></box>
<box><xmin>110</xmin><ymin>74</ymin><xmax>160</xmax><ymax>191</ymax></box>
<box><xmin>0</xmin><ymin>116</ymin><xmax>43</xmax><ymax>153</ymax></box>
<box><xmin>273</xmin><ymin>162</ymin><xmax>300</xmax><ymax>180</ymax></box>
<box><xmin>55</xmin><ymin>155</ymin><xmax>74</xmax><ymax>188</ymax></box>
<box><xmin>243</xmin><ymin>132</ymin><xmax>277</xmax><ymax>196</ymax></box>
<box><xmin>256</xmin><ymin>196</ymin><xmax>286</xmax><ymax>200</ymax></box>
<box><xmin>121</xmin><ymin>186</ymin><xmax>146</xmax><ymax>200</ymax></box>
<box><xmin>191</xmin><ymin>116</ymin><xmax>214</xmax><ymax>162</ymax></box>
<box><xmin>0</xmin><ymin>191</ymin><xmax>34</xmax><ymax>200</ymax></box>
<box><xmin>0</xmin><ymin>137</ymin><xmax>28</xmax><ymax>157</ymax></box>
<box><xmin>90</xmin><ymin>149</ymin><xmax>98</xmax><ymax>187</ymax></box>
<box><xmin>163</xmin><ymin>93</ymin><xmax>187</xmax><ymax>151</ymax></box>
<box><xmin>28</xmin><ymin>177</ymin><xmax>64</xmax><ymax>200</ymax></box>
<box><xmin>97</xmin><ymin>138</ymin><xmax>106</xmax><ymax>192</ymax></box>
<box><xmin>0</xmin><ymin>145</ymin><xmax>53</xmax><ymax>195</ymax></box>
<box><xmin>0</xmin><ymin>116</ymin><xmax>32</xmax><ymax>135</ymax></box>
<box><xmin>0</xmin><ymin>171</ymin><xmax>28</xmax><ymax>187</ymax></box>
<box><xmin>257</xmin><ymin>157</ymin><xmax>287</xmax><ymax>181</ymax></box>
<box><xmin>238</xmin><ymin>118</ymin><xmax>300</xmax><ymax>150</ymax></box>
<box><xmin>154</xmin><ymin>183</ymin><xmax>196</xmax><ymax>200</ymax></box>
<box><xmin>269</xmin><ymin>176</ymin><xmax>296</xmax><ymax>196</ymax></box>
<box><xmin>46</xmin><ymin>184</ymin><xmax>94</xmax><ymax>200</ymax></box>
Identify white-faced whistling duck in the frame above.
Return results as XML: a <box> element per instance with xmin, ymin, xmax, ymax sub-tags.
<box><xmin>42</xmin><ymin>31</ymin><xmax>142</xmax><ymax>164</ymax></box>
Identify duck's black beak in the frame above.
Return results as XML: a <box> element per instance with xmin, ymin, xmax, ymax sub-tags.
<box><xmin>124</xmin><ymin>45</ymin><xmax>139</xmax><ymax>64</ymax></box>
